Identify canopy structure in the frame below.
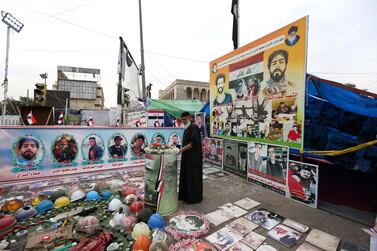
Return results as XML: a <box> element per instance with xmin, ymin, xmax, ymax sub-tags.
<box><xmin>303</xmin><ymin>74</ymin><xmax>377</xmax><ymax>172</ymax></box>
<box><xmin>146</xmin><ymin>99</ymin><xmax>204</xmax><ymax>118</ymax></box>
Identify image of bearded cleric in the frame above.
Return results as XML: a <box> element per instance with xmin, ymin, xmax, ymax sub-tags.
<box><xmin>262</xmin><ymin>49</ymin><xmax>296</xmax><ymax>97</ymax></box>
<box><xmin>15</xmin><ymin>136</ymin><xmax>43</xmax><ymax>169</ymax></box>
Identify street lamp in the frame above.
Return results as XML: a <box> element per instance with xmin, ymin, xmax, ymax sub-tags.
<box><xmin>1</xmin><ymin>11</ymin><xmax>24</xmax><ymax>119</ymax></box>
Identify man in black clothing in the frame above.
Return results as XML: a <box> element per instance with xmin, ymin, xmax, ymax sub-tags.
<box><xmin>109</xmin><ymin>135</ymin><xmax>126</xmax><ymax>159</ymax></box>
<box><xmin>178</xmin><ymin>111</ymin><xmax>203</xmax><ymax>204</ymax></box>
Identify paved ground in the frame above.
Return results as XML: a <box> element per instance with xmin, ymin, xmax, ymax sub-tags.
<box><xmin>177</xmin><ymin>174</ymin><xmax>370</xmax><ymax>250</ymax></box>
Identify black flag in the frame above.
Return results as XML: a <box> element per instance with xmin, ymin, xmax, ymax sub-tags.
<box><xmin>231</xmin><ymin>0</ymin><xmax>239</xmax><ymax>50</ymax></box>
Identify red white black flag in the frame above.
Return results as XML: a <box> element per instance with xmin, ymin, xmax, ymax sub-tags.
<box><xmin>27</xmin><ymin>110</ymin><xmax>36</xmax><ymax>125</ymax></box>
<box><xmin>88</xmin><ymin>113</ymin><xmax>94</xmax><ymax>126</ymax></box>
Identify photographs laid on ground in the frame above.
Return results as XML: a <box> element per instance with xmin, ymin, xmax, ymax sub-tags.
<box><xmin>234</xmin><ymin>197</ymin><xmax>261</xmax><ymax>210</ymax></box>
<box><xmin>244</xmin><ymin>208</ymin><xmax>284</xmax><ymax>230</ymax></box>
<box><xmin>206</xmin><ymin>171</ymin><xmax>232</xmax><ymax>180</ymax></box>
<box><xmin>247</xmin><ymin>142</ymin><xmax>288</xmax><ymax>195</ymax></box>
<box><xmin>228</xmin><ymin>241</ymin><xmax>253</xmax><ymax>251</ymax></box>
<box><xmin>339</xmin><ymin>242</ymin><xmax>367</xmax><ymax>251</ymax></box>
<box><xmin>227</xmin><ymin>217</ymin><xmax>258</xmax><ymax>236</ymax></box>
<box><xmin>267</xmin><ymin>224</ymin><xmax>303</xmax><ymax>248</ymax></box>
<box><xmin>223</xmin><ymin>140</ymin><xmax>248</xmax><ymax>178</ymax></box>
<box><xmin>205</xmin><ymin>208</ymin><xmax>233</xmax><ymax>226</ymax></box>
<box><xmin>241</xmin><ymin>231</ymin><xmax>266</xmax><ymax>249</ymax></box>
<box><xmin>205</xmin><ymin>227</ymin><xmax>243</xmax><ymax>251</ymax></box>
<box><xmin>256</xmin><ymin>243</ymin><xmax>278</xmax><ymax>251</ymax></box>
<box><xmin>305</xmin><ymin>228</ymin><xmax>340</xmax><ymax>251</ymax></box>
<box><xmin>219</xmin><ymin>203</ymin><xmax>248</xmax><ymax>218</ymax></box>
<box><xmin>296</xmin><ymin>242</ymin><xmax>323</xmax><ymax>251</ymax></box>
<box><xmin>282</xmin><ymin>218</ymin><xmax>309</xmax><ymax>232</ymax></box>
<box><xmin>203</xmin><ymin>167</ymin><xmax>222</xmax><ymax>175</ymax></box>
<box><xmin>287</xmin><ymin>160</ymin><xmax>319</xmax><ymax>208</ymax></box>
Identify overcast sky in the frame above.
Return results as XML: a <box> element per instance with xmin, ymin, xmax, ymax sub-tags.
<box><xmin>0</xmin><ymin>0</ymin><xmax>376</xmax><ymax>108</ymax></box>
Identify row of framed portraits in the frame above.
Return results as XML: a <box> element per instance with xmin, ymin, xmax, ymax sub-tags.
<box><xmin>202</xmin><ymin>137</ymin><xmax>318</xmax><ymax>208</ymax></box>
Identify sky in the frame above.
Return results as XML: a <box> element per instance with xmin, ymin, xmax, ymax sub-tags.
<box><xmin>0</xmin><ymin>0</ymin><xmax>376</xmax><ymax>108</ymax></box>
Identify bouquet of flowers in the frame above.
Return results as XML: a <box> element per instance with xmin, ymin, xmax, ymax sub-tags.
<box><xmin>144</xmin><ymin>143</ymin><xmax>180</xmax><ymax>154</ymax></box>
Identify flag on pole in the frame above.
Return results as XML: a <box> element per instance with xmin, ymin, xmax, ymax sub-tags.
<box><xmin>116</xmin><ymin>116</ymin><xmax>120</xmax><ymax>127</ymax></box>
<box><xmin>231</xmin><ymin>0</ymin><xmax>239</xmax><ymax>50</ymax></box>
<box><xmin>118</xmin><ymin>39</ymin><xmax>141</xmax><ymax>98</ymax></box>
<box><xmin>27</xmin><ymin>110</ymin><xmax>36</xmax><ymax>125</ymax></box>
<box><xmin>88</xmin><ymin>113</ymin><xmax>94</xmax><ymax>126</ymax></box>
<box><xmin>58</xmin><ymin>112</ymin><xmax>64</xmax><ymax>125</ymax></box>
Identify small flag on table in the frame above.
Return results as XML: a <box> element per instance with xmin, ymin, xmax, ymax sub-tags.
<box><xmin>116</xmin><ymin>116</ymin><xmax>120</xmax><ymax>127</ymax></box>
<box><xmin>88</xmin><ymin>113</ymin><xmax>94</xmax><ymax>126</ymax></box>
<box><xmin>58</xmin><ymin>112</ymin><xmax>64</xmax><ymax>125</ymax></box>
<box><xmin>27</xmin><ymin>110</ymin><xmax>36</xmax><ymax>125</ymax></box>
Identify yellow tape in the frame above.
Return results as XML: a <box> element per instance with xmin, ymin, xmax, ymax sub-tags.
<box><xmin>301</xmin><ymin>140</ymin><xmax>377</xmax><ymax>156</ymax></box>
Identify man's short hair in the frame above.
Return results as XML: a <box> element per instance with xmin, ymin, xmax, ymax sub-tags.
<box><xmin>267</xmin><ymin>49</ymin><xmax>289</xmax><ymax>69</ymax></box>
<box><xmin>18</xmin><ymin>137</ymin><xmax>39</xmax><ymax>150</ymax></box>
<box><xmin>288</xmin><ymin>26</ymin><xmax>298</xmax><ymax>34</ymax></box>
<box><xmin>114</xmin><ymin>135</ymin><xmax>122</xmax><ymax>141</ymax></box>
<box><xmin>215</xmin><ymin>74</ymin><xmax>226</xmax><ymax>85</ymax></box>
<box><xmin>181</xmin><ymin>111</ymin><xmax>190</xmax><ymax>118</ymax></box>
<box><xmin>227</xmin><ymin>146</ymin><xmax>232</xmax><ymax>150</ymax></box>
<box><xmin>89</xmin><ymin>137</ymin><xmax>96</xmax><ymax>141</ymax></box>
<box><xmin>280</xmin><ymin>102</ymin><xmax>285</xmax><ymax>105</ymax></box>
<box><xmin>136</xmin><ymin>134</ymin><xmax>145</xmax><ymax>141</ymax></box>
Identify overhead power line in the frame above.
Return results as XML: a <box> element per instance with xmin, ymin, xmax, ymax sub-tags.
<box><xmin>3</xmin><ymin>0</ymin><xmax>116</xmax><ymax>39</ymax></box>
<box><xmin>27</xmin><ymin>0</ymin><xmax>101</xmax><ymax>24</ymax></box>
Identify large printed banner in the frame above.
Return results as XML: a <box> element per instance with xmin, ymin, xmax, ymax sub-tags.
<box><xmin>247</xmin><ymin>142</ymin><xmax>289</xmax><ymax>195</ymax></box>
<box><xmin>0</xmin><ymin>127</ymin><xmax>183</xmax><ymax>183</ymax></box>
<box><xmin>202</xmin><ymin>137</ymin><xmax>223</xmax><ymax>170</ymax></box>
<box><xmin>210</xmin><ymin>17</ymin><xmax>308</xmax><ymax>148</ymax></box>
<box><xmin>287</xmin><ymin>160</ymin><xmax>318</xmax><ymax>208</ymax></box>
<box><xmin>223</xmin><ymin>139</ymin><xmax>248</xmax><ymax>178</ymax></box>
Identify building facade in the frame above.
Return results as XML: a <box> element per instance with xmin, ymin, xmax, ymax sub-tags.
<box><xmin>159</xmin><ymin>79</ymin><xmax>209</xmax><ymax>102</ymax></box>
<box><xmin>56</xmin><ymin>66</ymin><xmax>105</xmax><ymax>109</ymax></box>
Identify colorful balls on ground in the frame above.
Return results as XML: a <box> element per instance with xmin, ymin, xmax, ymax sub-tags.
<box><xmin>100</xmin><ymin>190</ymin><xmax>112</xmax><ymax>200</ymax></box>
<box><xmin>36</xmin><ymin>200</ymin><xmax>54</xmax><ymax>214</ymax></box>
<box><xmin>54</xmin><ymin>196</ymin><xmax>70</xmax><ymax>208</ymax></box>
<box><xmin>132</xmin><ymin>234</ymin><xmax>151</xmax><ymax>251</ymax></box>
<box><xmin>137</xmin><ymin>208</ymin><xmax>153</xmax><ymax>223</ymax></box>
<box><xmin>130</xmin><ymin>201</ymin><xmax>143</xmax><ymax>213</ymax></box>
<box><xmin>108</xmin><ymin>198</ymin><xmax>124</xmax><ymax>212</ymax></box>
<box><xmin>0</xmin><ymin>215</ymin><xmax>17</xmax><ymax>232</ymax></box>
<box><xmin>76</xmin><ymin>216</ymin><xmax>99</xmax><ymax>234</ymax></box>
<box><xmin>50</xmin><ymin>190</ymin><xmax>66</xmax><ymax>202</ymax></box>
<box><xmin>15</xmin><ymin>206</ymin><xmax>37</xmax><ymax>221</ymax></box>
<box><xmin>32</xmin><ymin>194</ymin><xmax>49</xmax><ymax>206</ymax></box>
<box><xmin>125</xmin><ymin>194</ymin><xmax>138</xmax><ymax>206</ymax></box>
<box><xmin>131</xmin><ymin>222</ymin><xmax>150</xmax><ymax>240</ymax></box>
<box><xmin>1</xmin><ymin>199</ymin><xmax>24</xmax><ymax>212</ymax></box>
<box><xmin>121</xmin><ymin>186</ymin><xmax>137</xmax><ymax>198</ymax></box>
<box><xmin>70</xmin><ymin>189</ymin><xmax>86</xmax><ymax>202</ymax></box>
<box><xmin>86</xmin><ymin>190</ymin><xmax>100</xmax><ymax>201</ymax></box>
<box><xmin>147</xmin><ymin>213</ymin><xmax>165</xmax><ymax>230</ymax></box>
<box><xmin>120</xmin><ymin>216</ymin><xmax>137</xmax><ymax>232</ymax></box>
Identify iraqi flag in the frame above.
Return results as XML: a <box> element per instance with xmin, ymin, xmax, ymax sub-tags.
<box><xmin>27</xmin><ymin>110</ymin><xmax>37</xmax><ymax>125</ymax></box>
<box><xmin>135</xmin><ymin>117</ymin><xmax>142</xmax><ymax>127</ymax></box>
<box><xmin>116</xmin><ymin>116</ymin><xmax>120</xmax><ymax>127</ymax></box>
<box><xmin>58</xmin><ymin>112</ymin><xmax>64</xmax><ymax>125</ymax></box>
<box><xmin>88</xmin><ymin>113</ymin><xmax>94</xmax><ymax>126</ymax></box>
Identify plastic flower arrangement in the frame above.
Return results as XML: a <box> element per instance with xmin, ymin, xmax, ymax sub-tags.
<box><xmin>144</xmin><ymin>143</ymin><xmax>180</xmax><ymax>154</ymax></box>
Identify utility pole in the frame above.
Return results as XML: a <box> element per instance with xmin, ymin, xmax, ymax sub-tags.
<box><xmin>138</xmin><ymin>0</ymin><xmax>146</xmax><ymax>99</ymax></box>
<box><xmin>2</xmin><ymin>26</ymin><xmax>10</xmax><ymax>119</ymax></box>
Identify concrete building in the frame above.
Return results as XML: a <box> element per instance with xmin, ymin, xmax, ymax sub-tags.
<box><xmin>56</xmin><ymin>66</ymin><xmax>105</xmax><ymax>109</ymax></box>
<box><xmin>159</xmin><ymin>79</ymin><xmax>209</xmax><ymax>102</ymax></box>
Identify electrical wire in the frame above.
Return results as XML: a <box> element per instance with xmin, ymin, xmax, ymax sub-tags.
<box><xmin>145</xmin><ymin>54</ymin><xmax>178</xmax><ymax>80</ymax></box>
<box><xmin>3</xmin><ymin>0</ymin><xmax>116</xmax><ymax>39</ymax></box>
<box><xmin>27</xmin><ymin>0</ymin><xmax>101</xmax><ymax>24</ymax></box>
